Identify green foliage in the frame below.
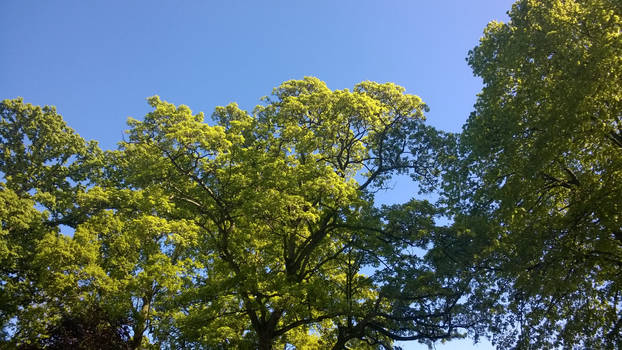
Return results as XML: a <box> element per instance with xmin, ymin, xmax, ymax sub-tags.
<box><xmin>444</xmin><ymin>0</ymin><xmax>622</xmax><ymax>348</ymax></box>
<box><xmin>3</xmin><ymin>2</ymin><xmax>620</xmax><ymax>348</ymax></box>
<box><xmin>1</xmin><ymin>80</ymin><xmax>478</xmax><ymax>349</ymax></box>
<box><xmin>4</xmin><ymin>3</ymin><xmax>620</xmax><ymax>347</ymax></box>
<box><xmin>0</xmin><ymin>99</ymin><xmax>102</xmax><ymax>344</ymax></box>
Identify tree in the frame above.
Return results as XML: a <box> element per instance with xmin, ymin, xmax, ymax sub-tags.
<box><xmin>118</xmin><ymin>78</ymin><xmax>481</xmax><ymax>349</ymax></box>
<box><xmin>0</xmin><ymin>99</ymin><xmax>197</xmax><ymax>349</ymax></box>
<box><xmin>1</xmin><ymin>78</ymin><xmax>484</xmax><ymax>349</ymax></box>
<box><xmin>443</xmin><ymin>0</ymin><xmax>622</xmax><ymax>348</ymax></box>
<box><xmin>0</xmin><ymin>98</ymin><xmax>102</xmax><ymax>344</ymax></box>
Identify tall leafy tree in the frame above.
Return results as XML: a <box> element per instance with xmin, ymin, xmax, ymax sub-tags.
<box><xmin>1</xmin><ymin>78</ymin><xmax>483</xmax><ymax>349</ymax></box>
<box><xmin>0</xmin><ymin>99</ymin><xmax>198</xmax><ymax>349</ymax></box>
<box><xmin>119</xmin><ymin>78</ymin><xmax>481</xmax><ymax>349</ymax></box>
<box><xmin>444</xmin><ymin>0</ymin><xmax>622</xmax><ymax>348</ymax></box>
<box><xmin>0</xmin><ymin>99</ymin><xmax>103</xmax><ymax>344</ymax></box>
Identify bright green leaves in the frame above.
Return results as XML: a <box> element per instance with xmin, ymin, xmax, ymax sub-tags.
<box><xmin>255</xmin><ymin>77</ymin><xmax>434</xmax><ymax>191</ymax></box>
<box><xmin>112</xmin><ymin>78</ymin><xmax>457</xmax><ymax>348</ymax></box>
<box><xmin>0</xmin><ymin>98</ymin><xmax>202</xmax><ymax>348</ymax></box>
<box><xmin>2</xmin><ymin>2</ymin><xmax>618</xmax><ymax>347</ymax></box>
<box><xmin>0</xmin><ymin>99</ymin><xmax>105</xmax><ymax>346</ymax></box>
<box><xmin>0</xmin><ymin>185</ymin><xmax>50</xmax><ymax>338</ymax></box>
<box><xmin>0</xmin><ymin>186</ymin><xmax>45</xmax><ymax>268</ymax></box>
<box><xmin>0</xmin><ymin>99</ymin><xmax>102</xmax><ymax>226</ymax></box>
<box><xmin>2</xmin><ymin>78</ymin><xmax>466</xmax><ymax>349</ymax></box>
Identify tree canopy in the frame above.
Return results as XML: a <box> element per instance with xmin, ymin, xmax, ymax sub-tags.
<box><xmin>1</xmin><ymin>79</ymin><xmax>482</xmax><ymax>349</ymax></box>
<box><xmin>443</xmin><ymin>0</ymin><xmax>621</xmax><ymax>348</ymax></box>
<box><xmin>2</xmin><ymin>1</ymin><xmax>621</xmax><ymax>349</ymax></box>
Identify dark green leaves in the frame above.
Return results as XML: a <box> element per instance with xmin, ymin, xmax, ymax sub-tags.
<box><xmin>445</xmin><ymin>0</ymin><xmax>622</xmax><ymax>348</ymax></box>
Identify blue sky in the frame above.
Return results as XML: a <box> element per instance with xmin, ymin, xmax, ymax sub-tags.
<box><xmin>1</xmin><ymin>1</ymin><xmax>514</xmax><ymax>349</ymax></box>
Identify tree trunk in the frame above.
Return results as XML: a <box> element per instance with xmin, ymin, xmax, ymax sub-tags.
<box><xmin>258</xmin><ymin>333</ymin><xmax>273</xmax><ymax>350</ymax></box>
<box><xmin>130</xmin><ymin>296</ymin><xmax>151</xmax><ymax>349</ymax></box>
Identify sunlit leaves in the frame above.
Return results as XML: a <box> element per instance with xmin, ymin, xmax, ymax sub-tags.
<box><xmin>2</xmin><ymin>78</ymin><xmax>472</xmax><ymax>349</ymax></box>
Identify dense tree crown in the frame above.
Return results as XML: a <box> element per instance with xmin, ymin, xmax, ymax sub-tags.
<box><xmin>1</xmin><ymin>79</ymin><xmax>481</xmax><ymax>349</ymax></box>
<box><xmin>443</xmin><ymin>0</ymin><xmax>621</xmax><ymax>348</ymax></box>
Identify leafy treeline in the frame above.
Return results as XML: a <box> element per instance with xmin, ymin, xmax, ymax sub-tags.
<box><xmin>1</xmin><ymin>79</ymin><xmax>480</xmax><ymax>349</ymax></box>
<box><xmin>445</xmin><ymin>0</ymin><xmax>621</xmax><ymax>348</ymax></box>
<box><xmin>1</xmin><ymin>0</ymin><xmax>620</xmax><ymax>349</ymax></box>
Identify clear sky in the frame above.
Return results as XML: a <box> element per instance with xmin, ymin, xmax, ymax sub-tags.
<box><xmin>1</xmin><ymin>1</ymin><xmax>514</xmax><ymax>349</ymax></box>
